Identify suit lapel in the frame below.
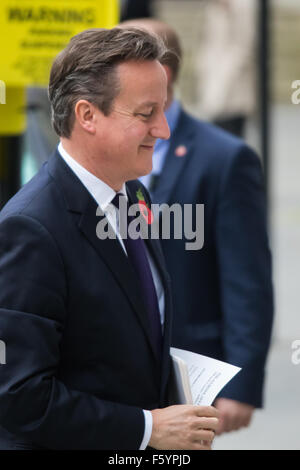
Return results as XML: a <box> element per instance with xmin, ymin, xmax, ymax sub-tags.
<box><xmin>78</xmin><ymin>196</ymin><xmax>151</xmax><ymax>328</ymax></box>
<box><xmin>152</xmin><ymin>109</ymin><xmax>195</xmax><ymax>205</ymax></box>
<box><xmin>48</xmin><ymin>151</ymin><xmax>160</xmax><ymax>362</ymax></box>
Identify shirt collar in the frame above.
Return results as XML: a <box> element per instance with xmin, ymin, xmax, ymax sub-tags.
<box><xmin>57</xmin><ymin>142</ymin><xmax>127</xmax><ymax>210</ymax></box>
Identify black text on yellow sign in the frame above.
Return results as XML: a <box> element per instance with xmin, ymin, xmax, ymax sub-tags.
<box><xmin>0</xmin><ymin>0</ymin><xmax>119</xmax><ymax>87</ymax></box>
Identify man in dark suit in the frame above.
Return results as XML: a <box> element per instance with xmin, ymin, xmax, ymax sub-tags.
<box><xmin>0</xmin><ymin>27</ymin><xmax>219</xmax><ymax>450</ymax></box>
<box><xmin>121</xmin><ymin>19</ymin><xmax>274</xmax><ymax>435</ymax></box>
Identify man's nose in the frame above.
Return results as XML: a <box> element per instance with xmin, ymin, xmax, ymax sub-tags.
<box><xmin>150</xmin><ymin>111</ymin><xmax>170</xmax><ymax>140</ymax></box>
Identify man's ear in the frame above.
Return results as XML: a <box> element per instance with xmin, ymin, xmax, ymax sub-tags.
<box><xmin>74</xmin><ymin>100</ymin><xmax>99</xmax><ymax>134</ymax></box>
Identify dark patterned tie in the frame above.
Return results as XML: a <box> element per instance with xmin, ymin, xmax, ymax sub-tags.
<box><xmin>111</xmin><ymin>192</ymin><xmax>162</xmax><ymax>359</ymax></box>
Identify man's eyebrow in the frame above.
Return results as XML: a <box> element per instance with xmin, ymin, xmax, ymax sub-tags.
<box><xmin>135</xmin><ymin>101</ymin><xmax>168</xmax><ymax>111</ymax></box>
<box><xmin>135</xmin><ymin>101</ymin><xmax>157</xmax><ymax>109</ymax></box>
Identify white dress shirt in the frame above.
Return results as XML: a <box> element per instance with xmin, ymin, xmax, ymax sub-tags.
<box><xmin>58</xmin><ymin>142</ymin><xmax>165</xmax><ymax>449</ymax></box>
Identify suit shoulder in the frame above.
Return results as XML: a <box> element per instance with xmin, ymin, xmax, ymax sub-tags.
<box><xmin>180</xmin><ymin>110</ymin><xmax>256</xmax><ymax>162</ymax></box>
<box><xmin>0</xmin><ymin>162</ymin><xmax>58</xmax><ymax>225</ymax></box>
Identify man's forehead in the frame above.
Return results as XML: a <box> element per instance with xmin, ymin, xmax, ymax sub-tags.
<box><xmin>113</xmin><ymin>60</ymin><xmax>167</xmax><ymax>107</ymax></box>
<box><xmin>116</xmin><ymin>59</ymin><xmax>166</xmax><ymax>81</ymax></box>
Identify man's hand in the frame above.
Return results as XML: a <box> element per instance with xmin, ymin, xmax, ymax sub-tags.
<box><xmin>214</xmin><ymin>398</ymin><xmax>254</xmax><ymax>435</ymax></box>
<box><xmin>149</xmin><ymin>405</ymin><xmax>219</xmax><ymax>450</ymax></box>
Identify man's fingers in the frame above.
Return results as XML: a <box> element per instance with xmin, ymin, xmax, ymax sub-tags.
<box><xmin>197</xmin><ymin>417</ymin><xmax>219</xmax><ymax>432</ymax></box>
<box><xmin>194</xmin><ymin>439</ymin><xmax>213</xmax><ymax>450</ymax></box>
<box><xmin>195</xmin><ymin>405</ymin><xmax>219</xmax><ymax>418</ymax></box>
<box><xmin>198</xmin><ymin>429</ymin><xmax>216</xmax><ymax>442</ymax></box>
<box><xmin>215</xmin><ymin>417</ymin><xmax>225</xmax><ymax>435</ymax></box>
<box><xmin>149</xmin><ymin>405</ymin><xmax>219</xmax><ymax>449</ymax></box>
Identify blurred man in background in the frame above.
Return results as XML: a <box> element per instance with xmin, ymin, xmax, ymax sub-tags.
<box><xmin>120</xmin><ymin>18</ymin><xmax>274</xmax><ymax>436</ymax></box>
<box><xmin>197</xmin><ymin>0</ymin><xmax>257</xmax><ymax>138</ymax></box>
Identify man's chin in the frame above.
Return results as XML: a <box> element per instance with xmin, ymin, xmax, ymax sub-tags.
<box><xmin>141</xmin><ymin>163</ymin><xmax>153</xmax><ymax>177</ymax></box>
<box><xmin>128</xmin><ymin>165</ymin><xmax>153</xmax><ymax>182</ymax></box>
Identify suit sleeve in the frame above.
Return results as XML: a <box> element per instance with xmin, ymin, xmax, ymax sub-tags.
<box><xmin>0</xmin><ymin>214</ymin><xmax>144</xmax><ymax>449</ymax></box>
<box><xmin>215</xmin><ymin>145</ymin><xmax>274</xmax><ymax>407</ymax></box>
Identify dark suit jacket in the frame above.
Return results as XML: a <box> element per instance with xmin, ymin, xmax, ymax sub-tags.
<box><xmin>0</xmin><ymin>151</ymin><xmax>173</xmax><ymax>450</ymax></box>
<box><xmin>151</xmin><ymin>108</ymin><xmax>273</xmax><ymax>407</ymax></box>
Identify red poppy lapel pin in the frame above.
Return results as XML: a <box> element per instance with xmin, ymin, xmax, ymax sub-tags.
<box><xmin>175</xmin><ymin>145</ymin><xmax>187</xmax><ymax>157</ymax></box>
<box><xmin>136</xmin><ymin>188</ymin><xmax>154</xmax><ymax>225</ymax></box>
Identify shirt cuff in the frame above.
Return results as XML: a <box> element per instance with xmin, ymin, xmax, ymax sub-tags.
<box><xmin>139</xmin><ymin>410</ymin><xmax>153</xmax><ymax>450</ymax></box>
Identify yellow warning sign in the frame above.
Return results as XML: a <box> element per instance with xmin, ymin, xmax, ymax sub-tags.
<box><xmin>0</xmin><ymin>87</ymin><xmax>26</xmax><ymax>135</ymax></box>
<box><xmin>0</xmin><ymin>0</ymin><xmax>120</xmax><ymax>86</ymax></box>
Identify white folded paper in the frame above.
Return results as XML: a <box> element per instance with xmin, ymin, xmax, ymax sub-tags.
<box><xmin>170</xmin><ymin>347</ymin><xmax>241</xmax><ymax>406</ymax></box>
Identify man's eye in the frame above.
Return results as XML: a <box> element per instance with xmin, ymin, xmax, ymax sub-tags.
<box><xmin>138</xmin><ymin>111</ymin><xmax>153</xmax><ymax>119</ymax></box>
